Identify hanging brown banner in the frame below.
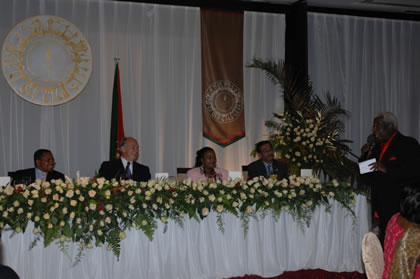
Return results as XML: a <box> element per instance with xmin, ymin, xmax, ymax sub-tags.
<box><xmin>200</xmin><ymin>9</ymin><xmax>245</xmax><ymax>147</ymax></box>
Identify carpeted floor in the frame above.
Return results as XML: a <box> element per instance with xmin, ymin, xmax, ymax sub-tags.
<box><xmin>228</xmin><ymin>269</ymin><xmax>367</xmax><ymax>279</ymax></box>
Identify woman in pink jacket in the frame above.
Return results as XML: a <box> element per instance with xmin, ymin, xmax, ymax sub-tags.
<box><xmin>187</xmin><ymin>147</ymin><xmax>228</xmax><ymax>182</ymax></box>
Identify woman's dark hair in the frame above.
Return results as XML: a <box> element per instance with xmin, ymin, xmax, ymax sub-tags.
<box><xmin>194</xmin><ymin>147</ymin><xmax>214</xmax><ymax>167</ymax></box>
<box><xmin>400</xmin><ymin>183</ymin><xmax>420</xmax><ymax>224</ymax></box>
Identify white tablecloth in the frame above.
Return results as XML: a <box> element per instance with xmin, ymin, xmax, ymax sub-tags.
<box><xmin>0</xmin><ymin>195</ymin><xmax>368</xmax><ymax>279</ymax></box>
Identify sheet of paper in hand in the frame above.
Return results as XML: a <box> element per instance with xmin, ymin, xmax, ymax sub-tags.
<box><xmin>359</xmin><ymin>158</ymin><xmax>376</xmax><ymax>174</ymax></box>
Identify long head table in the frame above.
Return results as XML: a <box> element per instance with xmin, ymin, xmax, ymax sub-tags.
<box><xmin>0</xmin><ymin>195</ymin><xmax>368</xmax><ymax>279</ymax></box>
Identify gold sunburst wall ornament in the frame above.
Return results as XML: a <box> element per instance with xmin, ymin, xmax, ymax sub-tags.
<box><xmin>1</xmin><ymin>15</ymin><xmax>93</xmax><ymax>106</ymax></box>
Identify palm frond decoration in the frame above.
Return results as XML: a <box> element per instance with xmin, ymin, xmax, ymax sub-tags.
<box><xmin>248</xmin><ymin>58</ymin><xmax>358</xmax><ymax>181</ymax></box>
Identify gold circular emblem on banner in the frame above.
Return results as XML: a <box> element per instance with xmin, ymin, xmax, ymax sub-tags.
<box><xmin>204</xmin><ymin>80</ymin><xmax>243</xmax><ymax>123</ymax></box>
<box><xmin>1</xmin><ymin>15</ymin><xmax>92</xmax><ymax>106</ymax></box>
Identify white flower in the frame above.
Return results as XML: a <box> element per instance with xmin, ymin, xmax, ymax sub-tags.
<box><xmin>43</xmin><ymin>213</ymin><xmax>50</xmax><ymax>220</ymax></box>
<box><xmin>47</xmin><ymin>223</ymin><xmax>53</xmax><ymax>229</ymax></box>
<box><xmin>79</xmin><ymin>196</ymin><xmax>85</xmax><ymax>202</ymax></box>
<box><xmin>66</xmin><ymin>190</ymin><xmax>74</xmax><ymax>198</ymax></box>
<box><xmin>97</xmin><ymin>177</ymin><xmax>105</xmax><ymax>186</ymax></box>
<box><xmin>246</xmin><ymin>206</ymin><xmax>253</xmax><ymax>214</ymax></box>
<box><xmin>89</xmin><ymin>203</ymin><xmax>97</xmax><ymax>210</ymax></box>
<box><xmin>17</xmin><ymin>208</ymin><xmax>23</xmax><ymax>214</ymax></box>
<box><xmin>105</xmin><ymin>217</ymin><xmax>111</xmax><ymax>224</ymax></box>
<box><xmin>208</xmin><ymin>194</ymin><xmax>215</xmax><ymax>202</ymax></box>
<box><xmin>216</xmin><ymin>204</ymin><xmax>224</xmax><ymax>213</ymax></box>
<box><xmin>329</xmin><ymin>191</ymin><xmax>335</xmax><ymax>197</ymax></box>
<box><xmin>22</xmin><ymin>190</ymin><xmax>30</xmax><ymax>199</ymax></box>
<box><xmin>202</xmin><ymin>207</ymin><xmax>209</xmax><ymax>216</ymax></box>
<box><xmin>119</xmin><ymin>231</ymin><xmax>126</xmax><ymax>239</ymax></box>
<box><xmin>105</xmin><ymin>204</ymin><xmax>113</xmax><ymax>211</ymax></box>
<box><xmin>5</xmin><ymin>185</ymin><xmax>14</xmax><ymax>195</ymax></box>
<box><xmin>70</xmin><ymin>200</ymin><xmax>77</xmax><ymax>207</ymax></box>
<box><xmin>70</xmin><ymin>212</ymin><xmax>75</xmax><ymax>218</ymax></box>
<box><xmin>88</xmin><ymin>190</ymin><xmax>96</xmax><ymax>198</ymax></box>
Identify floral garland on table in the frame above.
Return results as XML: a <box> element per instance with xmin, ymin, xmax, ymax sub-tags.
<box><xmin>0</xmin><ymin>176</ymin><xmax>358</xmax><ymax>263</ymax></box>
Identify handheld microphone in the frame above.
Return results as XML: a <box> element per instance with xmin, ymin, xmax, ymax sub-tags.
<box><xmin>367</xmin><ymin>134</ymin><xmax>376</xmax><ymax>146</ymax></box>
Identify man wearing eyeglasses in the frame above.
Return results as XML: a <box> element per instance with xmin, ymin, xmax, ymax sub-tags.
<box><xmin>12</xmin><ymin>149</ymin><xmax>65</xmax><ymax>184</ymax></box>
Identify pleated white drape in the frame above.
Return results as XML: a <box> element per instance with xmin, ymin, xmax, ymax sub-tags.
<box><xmin>308</xmin><ymin>13</ymin><xmax>420</xmax><ymax>156</ymax></box>
<box><xmin>1</xmin><ymin>196</ymin><xmax>369</xmax><ymax>279</ymax></box>
<box><xmin>0</xmin><ymin>0</ymin><xmax>285</xmax><ymax>178</ymax></box>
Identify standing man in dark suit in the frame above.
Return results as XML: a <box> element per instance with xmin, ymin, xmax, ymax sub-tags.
<box><xmin>360</xmin><ymin>112</ymin><xmax>420</xmax><ymax>244</ymax></box>
<box><xmin>247</xmin><ymin>140</ymin><xmax>288</xmax><ymax>180</ymax></box>
<box><xmin>98</xmin><ymin>137</ymin><xmax>151</xmax><ymax>182</ymax></box>
<box><xmin>12</xmin><ymin>149</ymin><xmax>65</xmax><ymax>184</ymax></box>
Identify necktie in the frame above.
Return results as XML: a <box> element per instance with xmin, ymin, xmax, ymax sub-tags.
<box><xmin>125</xmin><ymin>162</ymin><xmax>132</xmax><ymax>179</ymax></box>
<box><xmin>41</xmin><ymin>172</ymin><xmax>47</xmax><ymax>181</ymax></box>
<box><xmin>267</xmin><ymin>164</ymin><xmax>273</xmax><ymax>177</ymax></box>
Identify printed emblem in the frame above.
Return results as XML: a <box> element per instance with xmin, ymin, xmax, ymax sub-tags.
<box><xmin>1</xmin><ymin>15</ymin><xmax>92</xmax><ymax>106</ymax></box>
<box><xmin>204</xmin><ymin>80</ymin><xmax>243</xmax><ymax>123</ymax></box>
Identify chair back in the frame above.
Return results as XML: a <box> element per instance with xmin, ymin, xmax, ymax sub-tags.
<box><xmin>241</xmin><ymin>165</ymin><xmax>248</xmax><ymax>180</ymax></box>
<box><xmin>176</xmin><ymin>168</ymin><xmax>191</xmax><ymax>181</ymax></box>
<box><xmin>362</xmin><ymin>232</ymin><xmax>384</xmax><ymax>279</ymax></box>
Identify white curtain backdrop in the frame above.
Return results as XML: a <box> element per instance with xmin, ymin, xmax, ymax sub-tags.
<box><xmin>308</xmin><ymin>12</ymin><xmax>420</xmax><ymax>158</ymax></box>
<box><xmin>0</xmin><ymin>0</ymin><xmax>285</xmax><ymax>178</ymax></box>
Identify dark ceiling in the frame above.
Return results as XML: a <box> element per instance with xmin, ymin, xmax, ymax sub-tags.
<box><xmin>112</xmin><ymin>0</ymin><xmax>420</xmax><ymax>20</ymax></box>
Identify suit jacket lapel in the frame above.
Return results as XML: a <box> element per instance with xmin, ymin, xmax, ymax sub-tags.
<box><xmin>259</xmin><ymin>160</ymin><xmax>267</xmax><ymax>177</ymax></box>
<box><xmin>381</xmin><ymin>132</ymin><xmax>401</xmax><ymax>162</ymax></box>
<box><xmin>31</xmin><ymin>169</ymin><xmax>36</xmax><ymax>182</ymax></box>
<box><xmin>132</xmin><ymin>162</ymin><xmax>140</xmax><ymax>180</ymax></box>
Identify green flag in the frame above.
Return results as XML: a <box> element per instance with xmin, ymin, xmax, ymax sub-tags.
<box><xmin>109</xmin><ymin>63</ymin><xmax>125</xmax><ymax>160</ymax></box>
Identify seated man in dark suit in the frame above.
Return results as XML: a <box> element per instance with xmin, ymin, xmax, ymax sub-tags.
<box><xmin>98</xmin><ymin>137</ymin><xmax>151</xmax><ymax>182</ymax></box>
<box><xmin>247</xmin><ymin>140</ymin><xmax>288</xmax><ymax>180</ymax></box>
<box><xmin>13</xmin><ymin>149</ymin><xmax>65</xmax><ymax>184</ymax></box>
